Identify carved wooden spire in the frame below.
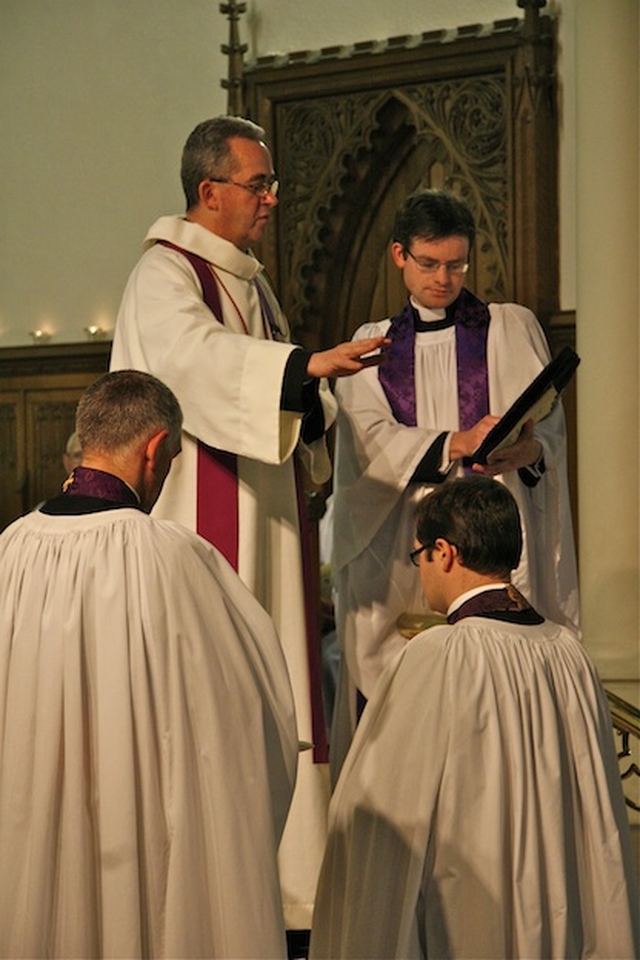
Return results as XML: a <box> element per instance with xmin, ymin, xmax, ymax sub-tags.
<box><xmin>517</xmin><ymin>0</ymin><xmax>547</xmax><ymax>39</ymax></box>
<box><xmin>220</xmin><ymin>1</ymin><xmax>247</xmax><ymax>116</ymax></box>
<box><xmin>513</xmin><ymin>0</ymin><xmax>557</xmax><ymax>317</ymax></box>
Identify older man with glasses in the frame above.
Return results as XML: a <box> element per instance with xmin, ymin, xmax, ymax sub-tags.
<box><xmin>329</xmin><ymin>189</ymin><xmax>579</xmax><ymax>780</ymax></box>
<box><xmin>110</xmin><ymin>115</ymin><xmax>387</xmax><ymax>946</ymax></box>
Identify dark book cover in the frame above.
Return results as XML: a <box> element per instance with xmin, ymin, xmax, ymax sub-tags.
<box><xmin>466</xmin><ymin>346</ymin><xmax>580</xmax><ymax>466</ymax></box>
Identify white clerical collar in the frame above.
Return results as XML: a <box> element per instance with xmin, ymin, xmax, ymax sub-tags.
<box><xmin>447</xmin><ymin>583</ymin><xmax>510</xmax><ymax>618</ymax></box>
<box><xmin>144</xmin><ymin>215</ymin><xmax>263</xmax><ymax>281</ymax></box>
<box><xmin>410</xmin><ymin>296</ymin><xmax>446</xmax><ymax>322</ymax></box>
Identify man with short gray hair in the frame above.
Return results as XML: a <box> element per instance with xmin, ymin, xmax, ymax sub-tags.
<box><xmin>0</xmin><ymin>370</ymin><xmax>298</xmax><ymax>959</ymax></box>
<box><xmin>111</xmin><ymin>115</ymin><xmax>387</xmax><ymax>932</ymax></box>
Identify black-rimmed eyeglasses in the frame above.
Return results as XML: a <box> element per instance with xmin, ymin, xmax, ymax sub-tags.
<box><xmin>409</xmin><ymin>545</ymin><xmax>428</xmax><ymax>567</ymax></box>
<box><xmin>209</xmin><ymin>175</ymin><xmax>279</xmax><ymax>198</ymax></box>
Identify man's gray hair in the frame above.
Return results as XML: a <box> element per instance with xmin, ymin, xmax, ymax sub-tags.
<box><xmin>76</xmin><ymin>370</ymin><xmax>183</xmax><ymax>454</ymax></box>
<box><xmin>180</xmin><ymin>115</ymin><xmax>267</xmax><ymax>209</ymax></box>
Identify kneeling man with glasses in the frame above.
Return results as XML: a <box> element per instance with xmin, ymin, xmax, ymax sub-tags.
<box><xmin>312</xmin><ymin>476</ymin><xmax>638</xmax><ymax>960</ymax></box>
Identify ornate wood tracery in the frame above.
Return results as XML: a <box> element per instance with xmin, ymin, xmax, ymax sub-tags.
<box><xmin>274</xmin><ymin>75</ymin><xmax>512</xmax><ymax>348</ymax></box>
<box><xmin>242</xmin><ymin>4</ymin><xmax>564</xmax><ymax>359</ymax></box>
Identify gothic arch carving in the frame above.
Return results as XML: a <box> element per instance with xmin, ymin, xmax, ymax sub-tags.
<box><xmin>277</xmin><ymin>76</ymin><xmax>512</xmax><ymax>348</ymax></box>
<box><xmin>244</xmin><ymin>7</ymin><xmax>563</xmax><ymax>355</ymax></box>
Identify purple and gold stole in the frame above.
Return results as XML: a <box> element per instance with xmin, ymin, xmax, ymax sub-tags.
<box><xmin>62</xmin><ymin>466</ymin><xmax>141</xmax><ymax>506</ymax></box>
<box><xmin>447</xmin><ymin>585</ymin><xmax>544</xmax><ymax>625</ymax></box>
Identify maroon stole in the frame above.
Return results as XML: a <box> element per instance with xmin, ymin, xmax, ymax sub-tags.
<box><xmin>157</xmin><ymin>240</ymin><xmax>239</xmax><ymax>567</ymax></box>
<box><xmin>378</xmin><ymin>289</ymin><xmax>491</xmax><ymax>431</ymax></box>
<box><xmin>447</xmin><ymin>585</ymin><xmax>544</xmax><ymax>625</ymax></box>
<box><xmin>157</xmin><ymin>240</ymin><xmax>328</xmax><ymax>762</ymax></box>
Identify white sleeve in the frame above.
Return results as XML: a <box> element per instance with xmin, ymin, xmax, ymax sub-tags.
<box><xmin>111</xmin><ymin>245</ymin><xmax>302</xmax><ymax>465</ymax></box>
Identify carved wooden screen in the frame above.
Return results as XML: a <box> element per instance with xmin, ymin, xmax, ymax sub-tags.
<box><xmin>244</xmin><ymin>10</ymin><xmax>564</xmax><ymax>356</ymax></box>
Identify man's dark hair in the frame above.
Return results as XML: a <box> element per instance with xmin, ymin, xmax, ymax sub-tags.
<box><xmin>393</xmin><ymin>189</ymin><xmax>476</xmax><ymax>251</ymax></box>
<box><xmin>76</xmin><ymin>370</ymin><xmax>183</xmax><ymax>454</ymax></box>
<box><xmin>416</xmin><ymin>476</ymin><xmax>522</xmax><ymax>578</ymax></box>
<box><xmin>180</xmin><ymin>115</ymin><xmax>267</xmax><ymax>209</ymax></box>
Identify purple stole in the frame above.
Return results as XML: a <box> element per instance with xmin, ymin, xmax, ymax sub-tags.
<box><xmin>378</xmin><ymin>288</ymin><xmax>491</xmax><ymax>430</ymax></box>
<box><xmin>447</xmin><ymin>585</ymin><xmax>544</xmax><ymax>625</ymax></box>
<box><xmin>62</xmin><ymin>466</ymin><xmax>141</xmax><ymax>507</ymax></box>
<box><xmin>157</xmin><ymin>240</ymin><xmax>328</xmax><ymax>762</ymax></box>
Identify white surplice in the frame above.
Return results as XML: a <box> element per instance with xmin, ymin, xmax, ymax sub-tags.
<box><xmin>0</xmin><ymin>507</ymin><xmax>298</xmax><ymax>959</ymax></box>
<box><xmin>332</xmin><ymin>302</ymin><xmax>579</xmax><ymax>708</ymax></box>
<box><xmin>111</xmin><ymin>216</ymin><xmax>336</xmax><ymax>927</ymax></box>
<box><xmin>311</xmin><ymin>616</ymin><xmax>639</xmax><ymax>959</ymax></box>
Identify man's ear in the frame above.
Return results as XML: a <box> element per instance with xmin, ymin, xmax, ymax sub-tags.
<box><xmin>144</xmin><ymin>429</ymin><xmax>170</xmax><ymax>470</ymax></box>
<box><xmin>434</xmin><ymin>537</ymin><xmax>458</xmax><ymax>573</ymax></box>
<box><xmin>198</xmin><ymin>178</ymin><xmax>219</xmax><ymax>209</ymax></box>
<box><xmin>390</xmin><ymin>241</ymin><xmax>407</xmax><ymax>270</ymax></box>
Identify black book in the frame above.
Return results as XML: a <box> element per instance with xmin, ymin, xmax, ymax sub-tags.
<box><xmin>465</xmin><ymin>345</ymin><xmax>580</xmax><ymax>466</ymax></box>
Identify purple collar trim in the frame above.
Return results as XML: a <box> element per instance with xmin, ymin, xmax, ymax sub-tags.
<box><xmin>378</xmin><ymin>288</ymin><xmax>491</xmax><ymax>428</ymax></box>
<box><xmin>447</xmin><ymin>585</ymin><xmax>544</xmax><ymax>625</ymax></box>
<box><xmin>62</xmin><ymin>466</ymin><xmax>141</xmax><ymax>507</ymax></box>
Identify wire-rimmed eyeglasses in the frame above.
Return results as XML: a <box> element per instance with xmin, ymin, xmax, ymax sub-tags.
<box><xmin>209</xmin><ymin>175</ymin><xmax>279</xmax><ymax>198</ymax></box>
<box><xmin>404</xmin><ymin>249</ymin><xmax>469</xmax><ymax>276</ymax></box>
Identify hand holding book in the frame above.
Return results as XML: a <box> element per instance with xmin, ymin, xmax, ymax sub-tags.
<box><xmin>482</xmin><ymin>419</ymin><xmax>542</xmax><ymax>475</ymax></box>
<box><xmin>461</xmin><ymin>346</ymin><xmax>580</xmax><ymax>469</ymax></box>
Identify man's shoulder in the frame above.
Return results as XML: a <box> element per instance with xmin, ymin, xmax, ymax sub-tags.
<box><xmin>486</xmin><ymin>301</ymin><xmax>551</xmax><ymax>372</ymax></box>
<box><xmin>142</xmin><ymin>216</ymin><xmax>261</xmax><ymax>280</ymax></box>
<box><xmin>144</xmin><ymin>518</ymin><xmax>275</xmax><ymax>625</ymax></box>
<box><xmin>488</xmin><ymin>300</ymin><xmax>541</xmax><ymax>331</ymax></box>
<box><xmin>351</xmin><ymin>318</ymin><xmax>392</xmax><ymax>342</ymax></box>
<box><xmin>146</xmin><ymin>517</ymin><xmax>232</xmax><ymax>572</ymax></box>
<box><xmin>143</xmin><ymin>215</ymin><xmax>208</xmax><ymax>253</ymax></box>
<box><xmin>0</xmin><ymin>511</ymin><xmax>32</xmax><ymax>543</ymax></box>
<box><xmin>145</xmin><ymin>515</ymin><xmax>209</xmax><ymax>550</ymax></box>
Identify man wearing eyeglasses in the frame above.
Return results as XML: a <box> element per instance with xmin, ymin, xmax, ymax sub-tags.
<box><xmin>110</xmin><ymin>115</ymin><xmax>387</xmax><ymax>940</ymax></box>
<box><xmin>329</xmin><ymin>189</ymin><xmax>579</xmax><ymax>779</ymax></box>
<box><xmin>311</xmin><ymin>477</ymin><xmax>637</xmax><ymax>960</ymax></box>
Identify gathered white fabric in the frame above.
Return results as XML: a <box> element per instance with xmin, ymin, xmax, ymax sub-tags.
<box><xmin>332</xmin><ymin>302</ymin><xmax>579</xmax><ymax>704</ymax></box>
<box><xmin>0</xmin><ymin>508</ymin><xmax>298</xmax><ymax>959</ymax></box>
<box><xmin>311</xmin><ymin>618</ymin><xmax>639</xmax><ymax>959</ymax></box>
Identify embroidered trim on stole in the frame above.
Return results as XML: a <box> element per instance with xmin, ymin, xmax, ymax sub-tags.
<box><xmin>447</xmin><ymin>585</ymin><xmax>544</xmax><ymax>625</ymax></box>
<box><xmin>378</xmin><ymin>289</ymin><xmax>491</xmax><ymax>430</ymax></box>
<box><xmin>61</xmin><ymin>465</ymin><xmax>141</xmax><ymax>506</ymax></box>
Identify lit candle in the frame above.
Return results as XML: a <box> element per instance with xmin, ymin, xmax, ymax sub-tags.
<box><xmin>84</xmin><ymin>325</ymin><xmax>104</xmax><ymax>340</ymax></box>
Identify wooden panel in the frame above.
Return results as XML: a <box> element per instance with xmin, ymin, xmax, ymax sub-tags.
<box><xmin>26</xmin><ymin>389</ymin><xmax>87</xmax><ymax>510</ymax></box>
<box><xmin>0</xmin><ymin>342</ymin><xmax>111</xmax><ymax>384</ymax></box>
<box><xmin>0</xmin><ymin>342</ymin><xmax>110</xmax><ymax>530</ymax></box>
<box><xmin>0</xmin><ymin>392</ymin><xmax>24</xmax><ymax>530</ymax></box>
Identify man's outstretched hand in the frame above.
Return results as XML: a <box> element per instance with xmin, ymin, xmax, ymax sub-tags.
<box><xmin>306</xmin><ymin>337</ymin><xmax>390</xmax><ymax>379</ymax></box>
